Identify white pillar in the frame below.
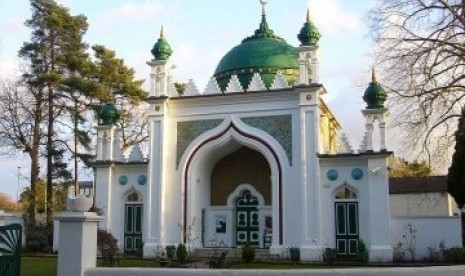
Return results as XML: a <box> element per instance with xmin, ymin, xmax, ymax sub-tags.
<box><xmin>298</xmin><ymin>46</ymin><xmax>319</xmax><ymax>85</ymax></box>
<box><xmin>144</xmin><ymin>100</ymin><xmax>167</xmax><ymax>256</ymax></box>
<box><xmin>147</xmin><ymin>60</ymin><xmax>171</xmax><ymax>97</ymax></box>
<box><xmin>366</xmin><ymin>158</ymin><xmax>393</xmax><ymax>262</ymax></box>
<box><xmin>56</xmin><ymin>212</ymin><xmax>103</xmax><ymax>276</ymax></box>
<box><xmin>366</xmin><ymin>117</ymin><xmax>374</xmax><ymax>152</ymax></box>
<box><xmin>297</xmin><ymin>87</ymin><xmax>324</xmax><ymax>261</ymax></box>
<box><xmin>379</xmin><ymin>118</ymin><xmax>387</xmax><ymax>151</ymax></box>
<box><xmin>298</xmin><ymin>52</ymin><xmax>309</xmax><ymax>85</ymax></box>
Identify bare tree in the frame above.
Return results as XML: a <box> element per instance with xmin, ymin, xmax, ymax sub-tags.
<box><xmin>369</xmin><ymin>0</ymin><xmax>465</xmax><ymax>165</ymax></box>
<box><xmin>0</xmin><ymin>78</ymin><xmax>45</xmax><ymax>226</ymax></box>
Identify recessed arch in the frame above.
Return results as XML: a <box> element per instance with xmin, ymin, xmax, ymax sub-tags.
<box><xmin>123</xmin><ymin>186</ymin><xmax>143</xmax><ymax>202</ymax></box>
<box><xmin>182</xmin><ymin>122</ymin><xmax>284</xmax><ymax>245</ymax></box>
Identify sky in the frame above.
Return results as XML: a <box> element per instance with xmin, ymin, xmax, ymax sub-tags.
<box><xmin>0</xmin><ymin>0</ymin><xmax>378</xmax><ymax>199</ymax></box>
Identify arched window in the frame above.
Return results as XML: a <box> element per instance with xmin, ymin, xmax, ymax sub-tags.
<box><xmin>126</xmin><ymin>191</ymin><xmax>141</xmax><ymax>202</ymax></box>
<box><xmin>335</xmin><ymin>187</ymin><xmax>357</xmax><ymax>199</ymax></box>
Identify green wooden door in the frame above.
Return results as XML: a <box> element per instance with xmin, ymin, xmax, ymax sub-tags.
<box><xmin>335</xmin><ymin>202</ymin><xmax>359</xmax><ymax>257</ymax></box>
<box><xmin>236</xmin><ymin>190</ymin><xmax>260</xmax><ymax>246</ymax></box>
<box><xmin>124</xmin><ymin>204</ymin><xmax>143</xmax><ymax>254</ymax></box>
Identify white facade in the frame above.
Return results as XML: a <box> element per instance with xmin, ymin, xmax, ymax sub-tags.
<box><xmin>93</xmin><ymin>79</ymin><xmax>393</xmax><ymax>262</ymax></box>
<box><xmin>93</xmin><ymin>6</ymin><xmax>394</xmax><ymax>262</ymax></box>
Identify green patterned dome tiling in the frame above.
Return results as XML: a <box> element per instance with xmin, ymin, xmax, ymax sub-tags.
<box><xmin>363</xmin><ymin>69</ymin><xmax>387</xmax><ymax>109</ymax></box>
<box><xmin>151</xmin><ymin>26</ymin><xmax>173</xmax><ymax>61</ymax></box>
<box><xmin>213</xmin><ymin>10</ymin><xmax>299</xmax><ymax>91</ymax></box>
<box><xmin>100</xmin><ymin>103</ymin><xmax>120</xmax><ymax>125</ymax></box>
<box><xmin>297</xmin><ymin>9</ymin><xmax>321</xmax><ymax>47</ymax></box>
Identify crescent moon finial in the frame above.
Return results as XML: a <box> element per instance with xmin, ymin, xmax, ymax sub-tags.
<box><xmin>260</xmin><ymin>0</ymin><xmax>268</xmax><ymax>16</ymax></box>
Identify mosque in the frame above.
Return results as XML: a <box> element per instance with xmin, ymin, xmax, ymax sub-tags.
<box><xmin>93</xmin><ymin>2</ymin><xmax>393</xmax><ymax>262</ymax></box>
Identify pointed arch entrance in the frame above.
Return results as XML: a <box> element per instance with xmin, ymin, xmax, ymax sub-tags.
<box><xmin>182</xmin><ymin>123</ymin><xmax>284</xmax><ymax>247</ymax></box>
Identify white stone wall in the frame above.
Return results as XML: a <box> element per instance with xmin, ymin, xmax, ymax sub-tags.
<box><xmin>390</xmin><ymin>193</ymin><xmax>460</xmax><ymax>217</ymax></box>
<box><xmin>94</xmin><ymin>165</ymin><xmax>147</xmax><ymax>250</ymax></box>
<box><xmin>390</xmin><ymin>217</ymin><xmax>462</xmax><ymax>261</ymax></box>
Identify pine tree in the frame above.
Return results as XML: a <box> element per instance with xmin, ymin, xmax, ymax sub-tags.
<box><xmin>448</xmin><ymin>108</ymin><xmax>465</xmax><ymax>208</ymax></box>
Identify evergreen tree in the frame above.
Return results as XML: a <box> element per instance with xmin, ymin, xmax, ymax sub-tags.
<box><xmin>448</xmin><ymin>108</ymin><xmax>465</xmax><ymax>208</ymax></box>
<box><xmin>15</xmin><ymin>0</ymin><xmax>147</xmax><ymax>227</ymax></box>
<box><xmin>20</xmin><ymin>0</ymin><xmax>90</xmax><ymax>225</ymax></box>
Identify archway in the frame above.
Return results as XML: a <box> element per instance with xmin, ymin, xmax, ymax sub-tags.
<box><xmin>334</xmin><ymin>185</ymin><xmax>359</xmax><ymax>257</ymax></box>
<box><xmin>181</xmin><ymin>123</ymin><xmax>283</xmax><ymax>247</ymax></box>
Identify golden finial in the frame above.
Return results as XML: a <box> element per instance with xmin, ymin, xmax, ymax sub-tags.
<box><xmin>306</xmin><ymin>8</ymin><xmax>311</xmax><ymax>23</ymax></box>
<box><xmin>160</xmin><ymin>25</ymin><xmax>164</xmax><ymax>39</ymax></box>
<box><xmin>372</xmin><ymin>66</ymin><xmax>378</xmax><ymax>83</ymax></box>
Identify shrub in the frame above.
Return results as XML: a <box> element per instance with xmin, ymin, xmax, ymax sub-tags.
<box><xmin>443</xmin><ymin>247</ymin><xmax>465</xmax><ymax>263</ymax></box>
<box><xmin>165</xmin><ymin>245</ymin><xmax>176</xmax><ymax>260</ymax></box>
<box><xmin>289</xmin><ymin>247</ymin><xmax>300</xmax><ymax>262</ymax></box>
<box><xmin>242</xmin><ymin>243</ymin><xmax>255</xmax><ymax>263</ymax></box>
<box><xmin>358</xmin><ymin>239</ymin><xmax>369</xmax><ymax>262</ymax></box>
<box><xmin>97</xmin><ymin>229</ymin><xmax>119</xmax><ymax>256</ymax></box>
<box><xmin>323</xmin><ymin>248</ymin><xmax>338</xmax><ymax>264</ymax></box>
<box><xmin>25</xmin><ymin>229</ymin><xmax>50</xmax><ymax>253</ymax></box>
<box><xmin>176</xmin><ymin>243</ymin><xmax>187</xmax><ymax>263</ymax></box>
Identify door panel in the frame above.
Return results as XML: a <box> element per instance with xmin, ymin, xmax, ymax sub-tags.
<box><xmin>236</xmin><ymin>190</ymin><xmax>259</xmax><ymax>246</ymax></box>
<box><xmin>335</xmin><ymin>202</ymin><xmax>359</xmax><ymax>257</ymax></box>
<box><xmin>125</xmin><ymin>204</ymin><xmax>143</xmax><ymax>254</ymax></box>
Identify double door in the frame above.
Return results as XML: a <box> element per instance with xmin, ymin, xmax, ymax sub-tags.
<box><xmin>124</xmin><ymin>204</ymin><xmax>143</xmax><ymax>254</ymax></box>
<box><xmin>335</xmin><ymin>202</ymin><xmax>359</xmax><ymax>257</ymax></box>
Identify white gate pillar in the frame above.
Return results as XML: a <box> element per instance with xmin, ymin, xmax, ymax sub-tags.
<box><xmin>56</xmin><ymin>212</ymin><xmax>103</xmax><ymax>276</ymax></box>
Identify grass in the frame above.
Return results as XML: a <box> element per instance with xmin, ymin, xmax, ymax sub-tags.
<box><xmin>227</xmin><ymin>262</ymin><xmax>365</xmax><ymax>269</ymax></box>
<box><xmin>21</xmin><ymin>257</ymin><xmax>57</xmax><ymax>276</ymax></box>
<box><xmin>21</xmin><ymin>256</ymin><xmax>159</xmax><ymax>276</ymax></box>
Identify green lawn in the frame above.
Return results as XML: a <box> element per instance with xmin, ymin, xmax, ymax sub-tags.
<box><xmin>21</xmin><ymin>257</ymin><xmax>57</xmax><ymax>276</ymax></box>
<box><xmin>21</xmin><ymin>256</ymin><xmax>159</xmax><ymax>276</ymax></box>
<box><xmin>227</xmin><ymin>262</ymin><xmax>363</xmax><ymax>269</ymax></box>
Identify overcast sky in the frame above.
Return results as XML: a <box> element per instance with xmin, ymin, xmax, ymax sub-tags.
<box><xmin>0</xmin><ymin>0</ymin><xmax>380</xmax><ymax>199</ymax></box>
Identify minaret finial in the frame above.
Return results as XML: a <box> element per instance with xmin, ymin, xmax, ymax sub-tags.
<box><xmin>372</xmin><ymin>66</ymin><xmax>378</xmax><ymax>83</ymax></box>
<box><xmin>306</xmin><ymin>8</ymin><xmax>311</xmax><ymax>23</ymax></box>
<box><xmin>160</xmin><ymin>25</ymin><xmax>164</xmax><ymax>39</ymax></box>
<box><xmin>260</xmin><ymin>0</ymin><xmax>268</xmax><ymax>17</ymax></box>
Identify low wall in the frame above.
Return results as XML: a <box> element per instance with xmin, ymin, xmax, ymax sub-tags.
<box><xmin>390</xmin><ymin>216</ymin><xmax>462</xmax><ymax>261</ymax></box>
<box><xmin>86</xmin><ymin>266</ymin><xmax>465</xmax><ymax>276</ymax></box>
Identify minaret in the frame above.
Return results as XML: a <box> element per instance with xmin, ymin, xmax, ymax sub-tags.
<box><xmin>297</xmin><ymin>9</ymin><xmax>321</xmax><ymax>85</ymax></box>
<box><xmin>95</xmin><ymin>103</ymin><xmax>123</xmax><ymax>162</ymax></box>
<box><xmin>361</xmin><ymin>68</ymin><xmax>388</xmax><ymax>152</ymax></box>
<box><xmin>147</xmin><ymin>26</ymin><xmax>174</xmax><ymax>97</ymax></box>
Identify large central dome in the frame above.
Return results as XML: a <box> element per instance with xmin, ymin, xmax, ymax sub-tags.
<box><xmin>214</xmin><ymin>12</ymin><xmax>299</xmax><ymax>91</ymax></box>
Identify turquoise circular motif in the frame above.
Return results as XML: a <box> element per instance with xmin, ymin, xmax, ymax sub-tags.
<box><xmin>327</xmin><ymin>169</ymin><xmax>338</xmax><ymax>181</ymax></box>
<box><xmin>351</xmin><ymin>168</ymin><xmax>364</xmax><ymax>180</ymax></box>
<box><xmin>138</xmin><ymin>174</ymin><xmax>147</xmax><ymax>185</ymax></box>
<box><xmin>119</xmin><ymin>175</ymin><xmax>128</xmax><ymax>185</ymax></box>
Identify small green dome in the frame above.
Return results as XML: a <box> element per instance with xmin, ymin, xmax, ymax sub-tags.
<box><xmin>214</xmin><ymin>12</ymin><xmax>299</xmax><ymax>90</ymax></box>
<box><xmin>100</xmin><ymin>103</ymin><xmax>120</xmax><ymax>125</ymax></box>
<box><xmin>363</xmin><ymin>69</ymin><xmax>387</xmax><ymax>109</ymax></box>
<box><xmin>151</xmin><ymin>26</ymin><xmax>173</xmax><ymax>61</ymax></box>
<box><xmin>297</xmin><ymin>10</ymin><xmax>321</xmax><ymax>46</ymax></box>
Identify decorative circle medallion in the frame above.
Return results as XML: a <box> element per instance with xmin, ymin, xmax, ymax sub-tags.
<box><xmin>138</xmin><ymin>174</ymin><xmax>147</xmax><ymax>185</ymax></box>
<box><xmin>351</xmin><ymin>168</ymin><xmax>364</xmax><ymax>180</ymax></box>
<box><xmin>327</xmin><ymin>169</ymin><xmax>338</xmax><ymax>181</ymax></box>
<box><xmin>119</xmin><ymin>175</ymin><xmax>128</xmax><ymax>185</ymax></box>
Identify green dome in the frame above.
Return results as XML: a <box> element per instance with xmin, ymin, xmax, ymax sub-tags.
<box><xmin>363</xmin><ymin>70</ymin><xmax>387</xmax><ymax>109</ymax></box>
<box><xmin>213</xmin><ymin>13</ymin><xmax>299</xmax><ymax>91</ymax></box>
<box><xmin>151</xmin><ymin>26</ymin><xmax>173</xmax><ymax>61</ymax></box>
<box><xmin>100</xmin><ymin>103</ymin><xmax>120</xmax><ymax>125</ymax></box>
<box><xmin>297</xmin><ymin>10</ymin><xmax>321</xmax><ymax>46</ymax></box>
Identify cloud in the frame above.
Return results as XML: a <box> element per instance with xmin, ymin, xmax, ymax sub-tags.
<box><xmin>98</xmin><ymin>1</ymin><xmax>165</xmax><ymax>29</ymax></box>
<box><xmin>308</xmin><ymin>0</ymin><xmax>361</xmax><ymax>37</ymax></box>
